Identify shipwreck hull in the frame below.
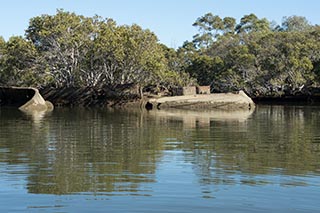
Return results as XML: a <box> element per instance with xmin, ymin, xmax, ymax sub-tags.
<box><xmin>146</xmin><ymin>91</ymin><xmax>255</xmax><ymax>111</ymax></box>
<box><xmin>0</xmin><ymin>87</ymin><xmax>53</xmax><ymax>112</ymax></box>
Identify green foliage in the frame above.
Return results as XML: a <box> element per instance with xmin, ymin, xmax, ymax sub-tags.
<box><xmin>26</xmin><ymin>10</ymin><xmax>102</xmax><ymax>87</ymax></box>
<box><xmin>183</xmin><ymin>12</ymin><xmax>320</xmax><ymax>96</ymax></box>
<box><xmin>1</xmin><ymin>10</ymin><xmax>320</xmax><ymax>99</ymax></box>
<box><xmin>0</xmin><ymin>36</ymin><xmax>5</xmax><ymax>81</ymax></box>
<box><xmin>235</xmin><ymin>14</ymin><xmax>270</xmax><ymax>34</ymax></box>
<box><xmin>0</xmin><ymin>10</ymin><xmax>192</xmax><ymax>91</ymax></box>
<box><xmin>192</xmin><ymin>13</ymin><xmax>237</xmax><ymax>49</ymax></box>
<box><xmin>0</xmin><ymin>36</ymin><xmax>42</xmax><ymax>86</ymax></box>
<box><xmin>186</xmin><ymin>55</ymin><xmax>224</xmax><ymax>86</ymax></box>
<box><xmin>281</xmin><ymin>16</ymin><xmax>311</xmax><ymax>32</ymax></box>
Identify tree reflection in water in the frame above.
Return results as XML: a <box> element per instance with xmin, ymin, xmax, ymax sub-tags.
<box><xmin>1</xmin><ymin>105</ymin><xmax>320</xmax><ymax>197</ymax></box>
<box><xmin>0</xmin><ymin>108</ymin><xmax>163</xmax><ymax>195</ymax></box>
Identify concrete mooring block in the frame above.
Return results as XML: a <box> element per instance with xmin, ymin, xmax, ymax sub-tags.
<box><xmin>172</xmin><ymin>86</ymin><xmax>197</xmax><ymax>96</ymax></box>
<box><xmin>182</xmin><ymin>86</ymin><xmax>196</xmax><ymax>95</ymax></box>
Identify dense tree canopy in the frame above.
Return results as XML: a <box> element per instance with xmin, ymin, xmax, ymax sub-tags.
<box><xmin>1</xmin><ymin>10</ymin><xmax>320</xmax><ymax>99</ymax></box>
<box><xmin>184</xmin><ymin>13</ymin><xmax>320</xmax><ymax>97</ymax></box>
<box><xmin>280</xmin><ymin>15</ymin><xmax>311</xmax><ymax>32</ymax></box>
<box><xmin>0</xmin><ymin>10</ymin><xmax>192</xmax><ymax>92</ymax></box>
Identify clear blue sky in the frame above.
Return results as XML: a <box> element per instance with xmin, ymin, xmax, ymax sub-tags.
<box><xmin>1</xmin><ymin>0</ymin><xmax>320</xmax><ymax>47</ymax></box>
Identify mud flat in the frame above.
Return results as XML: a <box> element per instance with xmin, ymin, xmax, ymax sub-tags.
<box><xmin>147</xmin><ymin>91</ymin><xmax>254</xmax><ymax>110</ymax></box>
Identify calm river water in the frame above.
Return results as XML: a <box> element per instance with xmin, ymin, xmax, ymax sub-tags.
<box><xmin>1</xmin><ymin>105</ymin><xmax>320</xmax><ymax>212</ymax></box>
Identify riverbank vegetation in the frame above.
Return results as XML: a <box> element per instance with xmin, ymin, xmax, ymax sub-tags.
<box><xmin>0</xmin><ymin>10</ymin><xmax>193</xmax><ymax>90</ymax></box>
<box><xmin>1</xmin><ymin>10</ymin><xmax>320</xmax><ymax>105</ymax></box>
<box><xmin>186</xmin><ymin>13</ymin><xmax>320</xmax><ymax>98</ymax></box>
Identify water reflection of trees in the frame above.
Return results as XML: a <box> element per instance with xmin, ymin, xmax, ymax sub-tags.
<box><xmin>2</xmin><ymin>106</ymin><xmax>320</xmax><ymax>196</ymax></box>
<box><xmin>170</xmin><ymin>105</ymin><xmax>320</xmax><ymax>187</ymax></box>
<box><xmin>0</xmin><ymin>108</ymin><xmax>164</xmax><ymax>195</ymax></box>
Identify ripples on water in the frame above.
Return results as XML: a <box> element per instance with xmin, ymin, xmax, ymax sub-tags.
<box><xmin>1</xmin><ymin>105</ymin><xmax>320</xmax><ymax>212</ymax></box>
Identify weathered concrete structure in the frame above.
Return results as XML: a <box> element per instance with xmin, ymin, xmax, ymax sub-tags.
<box><xmin>172</xmin><ymin>86</ymin><xmax>197</xmax><ymax>96</ymax></box>
<box><xmin>172</xmin><ymin>85</ymin><xmax>211</xmax><ymax>96</ymax></box>
<box><xmin>196</xmin><ymin>86</ymin><xmax>211</xmax><ymax>94</ymax></box>
<box><xmin>0</xmin><ymin>87</ymin><xmax>53</xmax><ymax>112</ymax></box>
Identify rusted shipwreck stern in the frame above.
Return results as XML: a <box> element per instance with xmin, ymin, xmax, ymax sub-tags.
<box><xmin>0</xmin><ymin>87</ymin><xmax>53</xmax><ymax>112</ymax></box>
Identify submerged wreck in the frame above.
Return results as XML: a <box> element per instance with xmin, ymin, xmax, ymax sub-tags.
<box><xmin>146</xmin><ymin>90</ymin><xmax>254</xmax><ymax>111</ymax></box>
<box><xmin>0</xmin><ymin>87</ymin><xmax>53</xmax><ymax>112</ymax></box>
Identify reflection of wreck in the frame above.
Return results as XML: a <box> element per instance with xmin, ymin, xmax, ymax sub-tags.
<box><xmin>150</xmin><ymin>108</ymin><xmax>254</xmax><ymax>128</ymax></box>
<box><xmin>0</xmin><ymin>87</ymin><xmax>53</xmax><ymax>112</ymax></box>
